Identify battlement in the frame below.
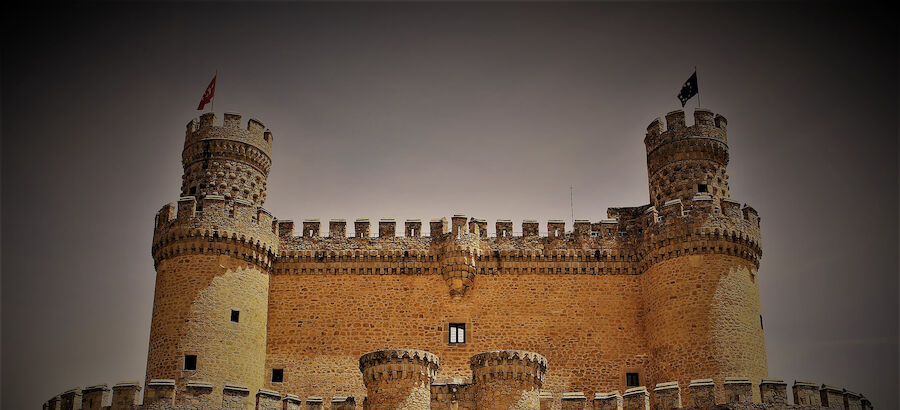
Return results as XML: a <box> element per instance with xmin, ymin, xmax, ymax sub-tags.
<box><xmin>151</xmin><ymin>196</ymin><xmax>278</xmax><ymax>270</ymax></box>
<box><xmin>185</xmin><ymin>112</ymin><xmax>273</xmax><ymax>159</ymax></box>
<box><xmin>469</xmin><ymin>350</ymin><xmax>548</xmax><ymax>386</ymax></box>
<box><xmin>644</xmin><ymin>108</ymin><xmax>728</xmax><ymax>154</ymax></box>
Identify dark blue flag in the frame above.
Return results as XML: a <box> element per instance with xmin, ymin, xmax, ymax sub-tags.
<box><xmin>677</xmin><ymin>71</ymin><xmax>698</xmax><ymax>107</ymax></box>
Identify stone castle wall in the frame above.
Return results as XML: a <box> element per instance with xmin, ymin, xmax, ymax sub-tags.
<box><xmin>46</xmin><ymin>110</ymin><xmax>875</xmax><ymax>409</ymax></box>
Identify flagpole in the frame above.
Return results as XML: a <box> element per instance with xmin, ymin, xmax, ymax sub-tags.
<box><xmin>212</xmin><ymin>70</ymin><xmax>217</xmax><ymax>112</ymax></box>
<box><xmin>695</xmin><ymin>66</ymin><xmax>701</xmax><ymax>108</ymax></box>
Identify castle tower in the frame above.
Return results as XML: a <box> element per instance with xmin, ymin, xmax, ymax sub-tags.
<box><xmin>644</xmin><ymin>108</ymin><xmax>730</xmax><ymax>209</ymax></box>
<box><xmin>359</xmin><ymin>349</ymin><xmax>440</xmax><ymax>409</ymax></box>
<box><xmin>640</xmin><ymin>109</ymin><xmax>767</xmax><ymax>404</ymax></box>
<box><xmin>469</xmin><ymin>350</ymin><xmax>547</xmax><ymax>409</ymax></box>
<box><xmin>146</xmin><ymin>112</ymin><xmax>278</xmax><ymax>405</ymax></box>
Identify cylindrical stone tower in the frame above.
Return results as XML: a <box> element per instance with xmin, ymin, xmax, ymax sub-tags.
<box><xmin>645</xmin><ymin>108</ymin><xmax>730</xmax><ymax>209</ymax></box>
<box><xmin>640</xmin><ymin>109</ymin><xmax>766</xmax><ymax>405</ymax></box>
<box><xmin>469</xmin><ymin>350</ymin><xmax>548</xmax><ymax>409</ymax></box>
<box><xmin>146</xmin><ymin>112</ymin><xmax>278</xmax><ymax>404</ymax></box>
<box><xmin>359</xmin><ymin>349</ymin><xmax>440</xmax><ymax>410</ymax></box>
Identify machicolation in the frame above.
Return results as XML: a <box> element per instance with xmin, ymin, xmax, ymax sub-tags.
<box><xmin>46</xmin><ymin>109</ymin><xmax>873</xmax><ymax>409</ymax></box>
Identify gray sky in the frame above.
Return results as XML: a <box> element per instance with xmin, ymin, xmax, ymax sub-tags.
<box><xmin>2</xmin><ymin>2</ymin><xmax>897</xmax><ymax>409</ymax></box>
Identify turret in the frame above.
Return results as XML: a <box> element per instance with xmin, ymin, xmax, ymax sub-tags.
<box><xmin>181</xmin><ymin>112</ymin><xmax>273</xmax><ymax>206</ymax></box>
<box><xmin>639</xmin><ymin>109</ymin><xmax>767</xmax><ymax>404</ymax></box>
<box><xmin>146</xmin><ymin>112</ymin><xmax>278</xmax><ymax>405</ymax></box>
<box><xmin>644</xmin><ymin>108</ymin><xmax>730</xmax><ymax>208</ymax></box>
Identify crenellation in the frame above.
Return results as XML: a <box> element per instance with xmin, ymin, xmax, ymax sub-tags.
<box><xmin>221</xmin><ymin>384</ymin><xmax>252</xmax><ymax>409</ymax></box>
<box><xmin>688</xmin><ymin>379</ymin><xmax>715</xmax><ymax>408</ymax></box>
<box><xmin>405</xmin><ymin>219</ymin><xmax>422</xmax><ymax>237</ymax></box>
<box><xmin>451</xmin><ymin>214</ymin><xmax>468</xmax><ymax>236</ymax></box>
<box><xmin>759</xmin><ymin>379</ymin><xmax>788</xmax><ymax>406</ymax></box>
<box><xmin>621</xmin><ymin>386</ymin><xmax>649</xmax><ymax>410</ymax></box>
<box><xmin>110</xmin><ymin>382</ymin><xmax>142</xmax><ymax>410</ymax></box>
<box><xmin>329</xmin><ymin>219</ymin><xmax>347</xmax><ymax>238</ymax></box>
<box><xmin>57</xmin><ymin>109</ymin><xmax>875</xmax><ymax>410</ymax></box>
<box><xmin>792</xmin><ymin>380</ymin><xmax>821</xmax><ymax>406</ymax></box>
<box><xmin>355</xmin><ymin>219</ymin><xmax>370</xmax><ymax>238</ymax></box>
<box><xmin>523</xmin><ymin>220</ymin><xmax>539</xmax><ymax>236</ymax></box>
<box><xmin>844</xmin><ymin>390</ymin><xmax>862</xmax><ymax>410</ymax></box>
<box><xmin>302</xmin><ymin>219</ymin><xmax>320</xmax><ymax>238</ymax></box>
<box><xmin>561</xmin><ymin>392</ymin><xmax>587</xmax><ymax>409</ymax></box>
<box><xmin>548</xmin><ymin>220</ymin><xmax>565</xmax><ymax>239</ymax></box>
<box><xmin>379</xmin><ymin>219</ymin><xmax>396</xmax><ymax>238</ymax></box>
<box><xmin>723</xmin><ymin>377</ymin><xmax>753</xmax><ymax>403</ymax></box>
<box><xmin>256</xmin><ymin>389</ymin><xmax>282</xmax><ymax>410</ymax></box>
<box><xmin>81</xmin><ymin>384</ymin><xmax>109</xmax><ymax>410</ymax></box>
<box><xmin>819</xmin><ymin>384</ymin><xmax>843</xmax><ymax>410</ymax></box>
<box><xmin>653</xmin><ymin>381</ymin><xmax>681</xmax><ymax>409</ymax></box>
<box><xmin>496</xmin><ymin>219</ymin><xmax>513</xmax><ymax>238</ymax></box>
<box><xmin>144</xmin><ymin>380</ymin><xmax>175</xmax><ymax>407</ymax></box>
<box><xmin>59</xmin><ymin>388</ymin><xmax>82</xmax><ymax>410</ymax></box>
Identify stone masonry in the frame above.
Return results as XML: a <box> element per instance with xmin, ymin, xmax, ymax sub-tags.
<box><xmin>45</xmin><ymin>109</ymin><xmax>874</xmax><ymax>409</ymax></box>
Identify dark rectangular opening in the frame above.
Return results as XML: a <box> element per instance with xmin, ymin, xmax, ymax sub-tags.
<box><xmin>272</xmin><ymin>368</ymin><xmax>284</xmax><ymax>383</ymax></box>
<box><xmin>230</xmin><ymin>310</ymin><xmax>240</xmax><ymax>323</ymax></box>
<box><xmin>449</xmin><ymin>323</ymin><xmax>466</xmax><ymax>344</ymax></box>
<box><xmin>184</xmin><ymin>355</ymin><xmax>197</xmax><ymax>371</ymax></box>
<box><xmin>626</xmin><ymin>372</ymin><xmax>639</xmax><ymax>387</ymax></box>
<box><xmin>698</xmin><ymin>183</ymin><xmax>708</xmax><ymax>193</ymax></box>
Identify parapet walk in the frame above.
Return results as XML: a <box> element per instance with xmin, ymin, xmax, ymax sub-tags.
<box><xmin>45</xmin><ymin>378</ymin><xmax>873</xmax><ymax>409</ymax></box>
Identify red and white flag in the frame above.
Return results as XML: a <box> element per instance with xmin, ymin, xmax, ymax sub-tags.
<box><xmin>197</xmin><ymin>74</ymin><xmax>216</xmax><ymax>110</ymax></box>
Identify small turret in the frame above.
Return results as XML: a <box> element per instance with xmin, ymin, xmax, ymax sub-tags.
<box><xmin>645</xmin><ymin>108</ymin><xmax>730</xmax><ymax>208</ymax></box>
<box><xmin>181</xmin><ymin>112</ymin><xmax>274</xmax><ymax>206</ymax></box>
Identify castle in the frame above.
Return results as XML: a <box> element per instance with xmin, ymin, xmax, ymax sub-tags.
<box><xmin>44</xmin><ymin>109</ymin><xmax>874</xmax><ymax>410</ymax></box>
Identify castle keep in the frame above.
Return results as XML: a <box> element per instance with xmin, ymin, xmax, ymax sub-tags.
<box><xmin>45</xmin><ymin>109</ymin><xmax>873</xmax><ymax>409</ymax></box>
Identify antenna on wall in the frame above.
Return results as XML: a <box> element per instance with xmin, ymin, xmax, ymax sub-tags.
<box><xmin>570</xmin><ymin>186</ymin><xmax>574</xmax><ymax>224</ymax></box>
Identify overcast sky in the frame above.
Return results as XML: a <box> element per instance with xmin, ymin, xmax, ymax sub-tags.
<box><xmin>2</xmin><ymin>2</ymin><xmax>897</xmax><ymax>409</ymax></box>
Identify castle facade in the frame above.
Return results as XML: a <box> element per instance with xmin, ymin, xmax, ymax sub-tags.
<box><xmin>44</xmin><ymin>109</ymin><xmax>873</xmax><ymax>410</ymax></box>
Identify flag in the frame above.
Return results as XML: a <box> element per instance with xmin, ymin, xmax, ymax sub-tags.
<box><xmin>197</xmin><ymin>74</ymin><xmax>216</xmax><ymax>110</ymax></box>
<box><xmin>677</xmin><ymin>71</ymin><xmax>698</xmax><ymax>107</ymax></box>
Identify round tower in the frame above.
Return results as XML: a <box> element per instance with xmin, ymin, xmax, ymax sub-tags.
<box><xmin>644</xmin><ymin>108</ymin><xmax>730</xmax><ymax>209</ymax></box>
<box><xmin>639</xmin><ymin>109</ymin><xmax>767</xmax><ymax>404</ymax></box>
<box><xmin>146</xmin><ymin>112</ymin><xmax>278</xmax><ymax>405</ymax></box>
<box><xmin>469</xmin><ymin>350</ymin><xmax>547</xmax><ymax>409</ymax></box>
<box><xmin>359</xmin><ymin>349</ymin><xmax>440</xmax><ymax>409</ymax></box>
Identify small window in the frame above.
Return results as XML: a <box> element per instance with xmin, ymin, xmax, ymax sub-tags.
<box><xmin>271</xmin><ymin>369</ymin><xmax>284</xmax><ymax>383</ymax></box>
<box><xmin>449</xmin><ymin>323</ymin><xmax>466</xmax><ymax>344</ymax></box>
<box><xmin>230</xmin><ymin>310</ymin><xmax>240</xmax><ymax>323</ymax></box>
<box><xmin>626</xmin><ymin>372</ymin><xmax>639</xmax><ymax>387</ymax></box>
<box><xmin>698</xmin><ymin>183</ymin><xmax>708</xmax><ymax>193</ymax></box>
<box><xmin>184</xmin><ymin>355</ymin><xmax>197</xmax><ymax>371</ymax></box>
